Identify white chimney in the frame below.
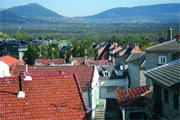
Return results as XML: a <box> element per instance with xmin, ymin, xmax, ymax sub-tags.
<box><xmin>26</xmin><ymin>64</ymin><xmax>28</xmax><ymax>73</ymax></box>
<box><xmin>23</xmin><ymin>64</ymin><xmax>32</xmax><ymax>81</ymax></box>
<box><xmin>17</xmin><ymin>91</ymin><xmax>25</xmax><ymax>98</ymax></box>
<box><xmin>23</xmin><ymin>76</ymin><xmax>32</xmax><ymax>81</ymax></box>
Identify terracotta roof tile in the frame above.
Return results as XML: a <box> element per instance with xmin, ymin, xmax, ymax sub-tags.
<box><xmin>35</xmin><ymin>59</ymin><xmax>64</xmax><ymax>66</ymax></box>
<box><xmin>0</xmin><ymin>56</ymin><xmax>24</xmax><ymax>66</ymax></box>
<box><xmin>116</xmin><ymin>86</ymin><xmax>151</xmax><ymax>104</ymax></box>
<box><xmin>11</xmin><ymin>66</ymin><xmax>94</xmax><ymax>88</ymax></box>
<box><xmin>0</xmin><ymin>74</ymin><xmax>87</xmax><ymax>119</ymax></box>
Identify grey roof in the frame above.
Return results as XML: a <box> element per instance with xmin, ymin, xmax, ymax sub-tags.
<box><xmin>145</xmin><ymin>39</ymin><xmax>180</xmax><ymax>52</ymax></box>
<box><xmin>95</xmin><ymin>44</ymin><xmax>106</xmax><ymax>51</ymax></box>
<box><xmin>116</xmin><ymin>53</ymin><xmax>130</xmax><ymax>63</ymax></box>
<box><xmin>125</xmin><ymin>52</ymin><xmax>144</xmax><ymax>63</ymax></box>
<box><xmin>97</xmin><ymin>66</ymin><xmax>125</xmax><ymax>81</ymax></box>
<box><xmin>144</xmin><ymin>59</ymin><xmax>180</xmax><ymax>87</ymax></box>
<box><xmin>128</xmin><ymin>53</ymin><xmax>145</xmax><ymax>68</ymax></box>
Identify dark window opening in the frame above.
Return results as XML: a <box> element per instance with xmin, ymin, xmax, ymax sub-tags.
<box><xmin>164</xmin><ymin>88</ymin><xmax>169</xmax><ymax>103</ymax></box>
<box><xmin>173</xmin><ymin>93</ymin><xmax>178</xmax><ymax>110</ymax></box>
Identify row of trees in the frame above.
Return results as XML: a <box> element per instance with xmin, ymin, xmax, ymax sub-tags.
<box><xmin>66</xmin><ymin>39</ymin><xmax>96</xmax><ymax>62</ymax></box>
<box><xmin>24</xmin><ymin>42</ymin><xmax>60</xmax><ymax>65</ymax></box>
<box><xmin>0</xmin><ymin>32</ymin><xmax>30</xmax><ymax>39</ymax></box>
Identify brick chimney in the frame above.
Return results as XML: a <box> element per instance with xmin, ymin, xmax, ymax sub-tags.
<box><xmin>126</xmin><ymin>44</ymin><xmax>129</xmax><ymax>48</ymax></box>
<box><xmin>113</xmin><ymin>42</ymin><xmax>118</xmax><ymax>48</ymax></box>
<box><xmin>167</xmin><ymin>27</ymin><xmax>172</xmax><ymax>41</ymax></box>
<box><xmin>135</xmin><ymin>43</ymin><xmax>139</xmax><ymax>50</ymax></box>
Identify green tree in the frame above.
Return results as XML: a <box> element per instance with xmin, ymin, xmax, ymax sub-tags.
<box><xmin>36</xmin><ymin>45</ymin><xmax>41</xmax><ymax>59</ymax></box>
<box><xmin>66</xmin><ymin>44</ymin><xmax>72</xmax><ymax>62</ymax></box>
<box><xmin>72</xmin><ymin>40</ymin><xmax>80</xmax><ymax>57</ymax></box>
<box><xmin>0</xmin><ymin>33</ymin><xmax>9</xmax><ymax>38</ymax></box>
<box><xmin>48</xmin><ymin>43</ymin><xmax>53</xmax><ymax>59</ymax></box>
<box><xmin>14</xmin><ymin>33</ymin><xmax>22</xmax><ymax>39</ymax></box>
<box><xmin>87</xmin><ymin>47</ymin><xmax>96</xmax><ymax>58</ymax></box>
<box><xmin>22</xmin><ymin>33</ymin><xmax>30</xmax><ymax>39</ymax></box>
<box><xmin>53</xmin><ymin>44</ymin><xmax>60</xmax><ymax>59</ymax></box>
<box><xmin>24</xmin><ymin>42</ymin><xmax>37</xmax><ymax>65</ymax></box>
<box><xmin>117</xmin><ymin>37</ymin><xmax>126</xmax><ymax>46</ymax></box>
<box><xmin>79</xmin><ymin>42</ymin><xmax>85</xmax><ymax>57</ymax></box>
<box><xmin>41</xmin><ymin>44</ymin><xmax>48</xmax><ymax>59</ymax></box>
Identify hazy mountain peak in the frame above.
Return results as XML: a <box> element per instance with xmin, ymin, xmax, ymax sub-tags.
<box><xmin>2</xmin><ymin>3</ymin><xmax>63</xmax><ymax>19</ymax></box>
<box><xmin>79</xmin><ymin>3</ymin><xmax>180</xmax><ymax>23</ymax></box>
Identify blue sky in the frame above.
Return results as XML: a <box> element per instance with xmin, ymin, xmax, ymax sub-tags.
<box><xmin>0</xmin><ymin>0</ymin><xmax>179</xmax><ymax>17</ymax></box>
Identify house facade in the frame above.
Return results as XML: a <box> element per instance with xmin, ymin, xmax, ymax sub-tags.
<box><xmin>145</xmin><ymin>38</ymin><xmax>180</xmax><ymax>85</ymax></box>
<box><xmin>97</xmin><ymin>66</ymin><xmax>128</xmax><ymax>99</ymax></box>
<box><xmin>116</xmin><ymin>86</ymin><xmax>153</xmax><ymax>120</ymax></box>
<box><xmin>145</xmin><ymin>59</ymin><xmax>180</xmax><ymax>119</ymax></box>
<box><xmin>127</xmin><ymin>53</ymin><xmax>146</xmax><ymax>88</ymax></box>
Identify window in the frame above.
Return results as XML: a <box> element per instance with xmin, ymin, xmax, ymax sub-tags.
<box><xmin>173</xmin><ymin>93</ymin><xmax>178</xmax><ymax>110</ymax></box>
<box><xmin>106</xmin><ymin>62</ymin><xmax>110</xmax><ymax>66</ymax></box>
<box><xmin>107</xmin><ymin>86</ymin><xmax>117</xmax><ymax>93</ymax></box>
<box><xmin>158</xmin><ymin>56</ymin><xmax>167</xmax><ymax>64</ymax></box>
<box><xmin>104</xmin><ymin>71</ymin><xmax>109</xmax><ymax>76</ymax></box>
<box><xmin>164</xmin><ymin>88</ymin><xmax>169</xmax><ymax>103</ymax></box>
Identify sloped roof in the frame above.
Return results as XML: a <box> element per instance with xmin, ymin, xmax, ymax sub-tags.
<box><xmin>144</xmin><ymin>59</ymin><xmax>180</xmax><ymax>87</ymax></box>
<box><xmin>116</xmin><ymin>86</ymin><xmax>151</xmax><ymax>105</ymax></box>
<box><xmin>97</xmin><ymin>66</ymin><xmax>125</xmax><ymax>80</ymax></box>
<box><xmin>11</xmin><ymin>66</ymin><xmax>94</xmax><ymax>88</ymax></box>
<box><xmin>128</xmin><ymin>53</ymin><xmax>145</xmax><ymax>68</ymax></box>
<box><xmin>125</xmin><ymin>52</ymin><xmax>144</xmax><ymax>63</ymax></box>
<box><xmin>116</xmin><ymin>53</ymin><xmax>131</xmax><ymax>63</ymax></box>
<box><xmin>145</xmin><ymin>39</ymin><xmax>180</xmax><ymax>52</ymax></box>
<box><xmin>87</xmin><ymin>60</ymin><xmax>114</xmax><ymax>66</ymax></box>
<box><xmin>35</xmin><ymin>59</ymin><xmax>64</xmax><ymax>65</ymax></box>
<box><xmin>0</xmin><ymin>56</ymin><xmax>24</xmax><ymax>65</ymax></box>
<box><xmin>0</xmin><ymin>74</ymin><xmax>87</xmax><ymax>119</ymax></box>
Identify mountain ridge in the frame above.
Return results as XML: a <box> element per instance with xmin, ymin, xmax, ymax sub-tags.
<box><xmin>78</xmin><ymin>3</ymin><xmax>180</xmax><ymax>23</ymax></box>
<box><xmin>0</xmin><ymin>3</ymin><xmax>179</xmax><ymax>24</ymax></box>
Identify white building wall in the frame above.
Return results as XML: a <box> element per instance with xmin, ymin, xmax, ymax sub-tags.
<box><xmin>0</xmin><ymin>61</ymin><xmax>10</xmax><ymax>78</ymax></box>
<box><xmin>128</xmin><ymin>63</ymin><xmax>140</xmax><ymax>88</ymax></box>
<box><xmin>91</xmin><ymin>66</ymin><xmax>100</xmax><ymax>120</ymax></box>
<box><xmin>100</xmin><ymin>79</ymin><xmax>128</xmax><ymax>99</ymax></box>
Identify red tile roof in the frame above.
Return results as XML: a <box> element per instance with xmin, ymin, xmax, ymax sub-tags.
<box><xmin>0</xmin><ymin>56</ymin><xmax>25</xmax><ymax>71</ymax></box>
<box><xmin>131</xmin><ymin>48</ymin><xmax>142</xmax><ymax>53</ymax></box>
<box><xmin>0</xmin><ymin>56</ymin><xmax>24</xmax><ymax>66</ymax></box>
<box><xmin>86</xmin><ymin>60</ymin><xmax>114</xmax><ymax>66</ymax></box>
<box><xmin>113</xmin><ymin>47</ymin><xmax>122</xmax><ymax>54</ymax></box>
<box><xmin>118</xmin><ymin>49</ymin><xmax>127</xmax><ymax>56</ymax></box>
<box><xmin>0</xmin><ymin>74</ymin><xmax>87</xmax><ymax>120</ymax></box>
<box><xmin>116</xmin><ymin>86</ymin><xmax>151</xmax><ymax>104</ymax></box>
<box><xmin>11</xmin><ymin>66</ymin><xmax>94</xmax><ymax>88</ymax></box>
<box><xmin>35</xmin><ymin>59</ymin><xmax>64</xmax><ymax>66</ymax></box>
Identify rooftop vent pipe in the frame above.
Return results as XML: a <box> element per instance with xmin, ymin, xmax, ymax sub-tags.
<box><xmin>23</xmin><ymin>64</ymin><xmax>32</xmax><ymax>81</ymax></box>
<box><xmin>17</xmin><ymin>74</ymin><xmax>25</xmax><ymax>98</ymax></box>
